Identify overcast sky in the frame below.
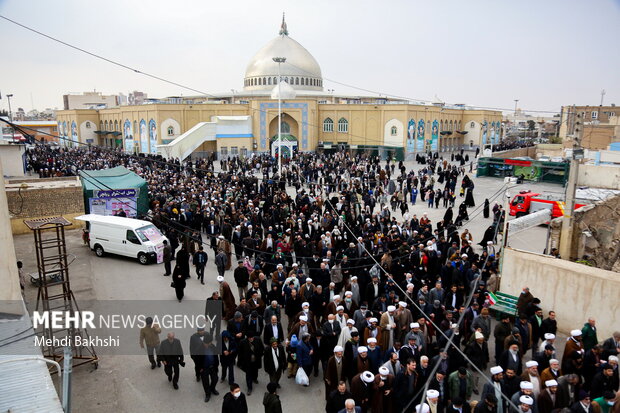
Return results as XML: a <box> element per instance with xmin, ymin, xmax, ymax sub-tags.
<box><xmin>1</xmin><ymin>0</ymin><xmax>619</xmax><ymax>114</ymax></box>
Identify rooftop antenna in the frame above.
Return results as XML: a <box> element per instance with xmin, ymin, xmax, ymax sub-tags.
<box><xmin>600</xmin><ymin>89</ymin><xmax>606</xmax><ymax>106</ymax></box>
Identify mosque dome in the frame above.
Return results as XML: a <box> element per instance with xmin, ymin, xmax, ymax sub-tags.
<box><xmin>244</xmin><ymin>16</ymin><xmax>323</xmax><ymax>92</ymax></box>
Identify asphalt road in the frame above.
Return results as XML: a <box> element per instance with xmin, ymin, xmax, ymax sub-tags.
<box><xmin>14</xmin><ymin>165</ymin><xmax>568</xmax><ymax>413</ymax></box>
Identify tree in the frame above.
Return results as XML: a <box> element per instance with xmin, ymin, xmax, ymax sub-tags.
<box><xmin>0</xmin><ymin>109</ymin><xmax>8</xmax><ymax>117</ymax></box>
<box><xmin>527</xmin><ymin>120</ymin><xmax>536</xmax><ymax>131</ymax></box>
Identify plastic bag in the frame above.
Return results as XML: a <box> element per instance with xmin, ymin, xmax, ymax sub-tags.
<box><xmin>295</xmin><ymin>367</ymin><xmax>309</xmax><ymax>386</ymax></box>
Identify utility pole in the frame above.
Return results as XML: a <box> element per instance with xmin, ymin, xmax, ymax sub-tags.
<box><xmin>498</xmin><ymin>189</ymin><xmax>512</xmax><ymax>283</ymax></box>
<box><xmin>600</xmin><ymin>89</ymin><xmax>606</xmax><ymax>106</ymax></box>
<box><xmin>559</xmin><ymin>135</ymin><xmax>582</xmax><ymax>259</ymax></box>
<box><xmin>272</xmin><ymin>57</ymin><xmax>286</xmax><ymax>177</ymax></box>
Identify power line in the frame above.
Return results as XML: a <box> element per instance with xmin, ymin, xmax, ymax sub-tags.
<box><xmin>1</xmin><ymin>12</ymin><xmax>562</xmax><ymax>153</ymax></box>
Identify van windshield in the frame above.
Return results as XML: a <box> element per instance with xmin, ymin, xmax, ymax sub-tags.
<box><xmin>135</xmin><ymin>225</ymin><xmax>163</xmax><ymax>243</ymax></box>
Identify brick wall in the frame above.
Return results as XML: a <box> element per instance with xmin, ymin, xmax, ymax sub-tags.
<box><xmin>6</xmin><ymin>185</ymin><xmax>85</xmax><ymax>234</ymax></box>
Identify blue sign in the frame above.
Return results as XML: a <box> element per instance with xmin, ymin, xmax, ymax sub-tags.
<box><xmin>416</xmin><ymin>119</ymin><xmax>425</xmax><ymax>152</ymax></box>
<box><xmin>407</xmin><ymin>119</ymin><xmax>415</xmax><ymax>153</ymax></box>
<box><xmin>431</xmin><ymin>120</ymin><xmax>439</xmax><ymax>152</ymax></box>
<box><xmin>124</xmin><ymin>119</ymin><xmax>133</xmax><ymax>152</ymax></box>
<box><xmin>139</xmin><ymin>119</ymin><xmax>148</xmax><ymax>153</ymax></box>
<box><xmin>482</xmin><ymin>121</ymin><xmax>488</xmax><ymax>145</ymax></box>
<box><xmin>149</xmin><ymin>119</ymin><xmax>158</xmax><ymax>154</ymax></box>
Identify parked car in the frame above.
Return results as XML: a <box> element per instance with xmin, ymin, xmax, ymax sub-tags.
<box><xmin>76</xmin><ymin>214</ymin><xmax>168</xmax><ymax>265</ymax></box>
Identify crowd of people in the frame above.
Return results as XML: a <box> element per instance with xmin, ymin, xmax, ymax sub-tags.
<box><xmin>28</xmin><ymin>145</ymin><xmax>619</xmax><ymax>413</ymax></box>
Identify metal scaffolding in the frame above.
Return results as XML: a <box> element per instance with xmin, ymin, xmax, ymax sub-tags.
<box><xmin>24</xmin><ymin>217</ymin><xmax>98</xmax><ymax>370</ymax></box>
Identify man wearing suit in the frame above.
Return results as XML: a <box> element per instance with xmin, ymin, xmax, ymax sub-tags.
<box><xmin>323</xmin><ymin>314</ymin><xmax>343</xmax><ymax>355</ymax></box>
<box><xmin>263</xmin><ymin>315</ymin><xmax>284</xmax><ymax>345</ymax></box>
<box><xmin>205</xmin><ymin>220</ymin><xmax>220</xmax><ymax>256</ymax></box>
<box><xmin>159</xmin><ymin>332</ymin><xmax>185</xmax><ymax>390</ymax></box>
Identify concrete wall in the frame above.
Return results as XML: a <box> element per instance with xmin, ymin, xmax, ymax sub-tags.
<box><xmin>578</xmin><ymin>164</ymin><xmax>620</xmax><ymax>189</ymax></box>
<box><xmin>501</xmin><ymin>247</ymin><xmax>620</xmax><ymax>339</ymax></box>
<box><xmin>0</xmin><ymin>144</ymin><xmax>25</xmax><ymax>177</ymax></box>
<box><xmin>5</xmin><ymin>178</ymin><xmax>85</xmax><ymax>234</ymax></box>
<box><xmin>535</xmin><ymin>144</ymin><xmax>564</xmax><ymax>158</ymax></box>
<box><xmin>492</xmin><ymin>146</ymin><xmax>537</xmax><ymax>159</ymax></box>
<box><xmin>0</xmin><ymin>159</ymin><xmax>24</xmax><ymax>315</ymax></box>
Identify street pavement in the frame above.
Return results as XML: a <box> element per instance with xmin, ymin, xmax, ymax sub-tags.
<box><xmin>14</xmin><ymin>163</ymin><xmax>568</xmax><ymax>413</ymax></box>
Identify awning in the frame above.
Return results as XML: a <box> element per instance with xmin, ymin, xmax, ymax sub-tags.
<box><xmin>456</xmin><ymin>131</ymin><xmax>468</xmax><ymax>135</ymax></box>
<box><xmin>440</xmin><ymin>131</ymin><xmax>453</xmax><ymax>136</ymax></box>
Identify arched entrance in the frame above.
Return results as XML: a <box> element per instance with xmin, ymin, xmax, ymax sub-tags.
<box><xmin>269</xmin><ymin>113</ymin><xmax>299</xmax><ymax>158</ymax></box>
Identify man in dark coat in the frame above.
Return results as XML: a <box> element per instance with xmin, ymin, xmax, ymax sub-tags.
<box><xmin>325</xmin><ymin>346</ymin><xmax>346</xmax><ymax>398</ymax></box>
<box><xmin>350</xmin><ymin>371</ymin><xmax>375</xmax><ymax>413</ymax></box>
<box><xmin>200</xmin><ymin>333</ymin><xmax>219</xmax><ymax>402</ymax></box>
<box><xmin>326</xmin><ymin>381</ymin><xmax>353</xmax><ymax>413</ymax></box>
<box><xmin>263</xmin><ymin>315</ymin><xmax>285</xmax><ymax>345</ymax></box>
<box><xmin>237</xmin><ymin>331</ymin><xmax>264</xmax><ymax>396</ymax></box>
<box><xmin>189</xmin><ymin>328</ymin><xmax>205</xmax><ymax>381</ymax></box>
<box><xmin>159</xmin><ymin>332</ymin><xmax>185</xmax><ymax>389</ymax></box>
<box><xmin>263</xmin><ymin>338</ymin><xmax>286</xmax><ymax>387</ymax></box>
<box><xmin>537</xmin><ymin>380</ymin><xmax>560</xmax><ymax>413</ymax></box>
<box><xmin>221</xmin><ymin>383</ymin><xmax>248</xmax><ymax>413</ymax></box>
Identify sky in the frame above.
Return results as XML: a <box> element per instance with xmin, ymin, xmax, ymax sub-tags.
<box><xmin>0</xmin><ymin>0</ymin><xmax>619</xmax><ymax>115</ymax></box>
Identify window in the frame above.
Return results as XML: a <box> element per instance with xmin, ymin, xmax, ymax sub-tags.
<box><xmin>281</xmin><ymin>121</ymin><xmax>290</xmax><ymax>133</ymax></box>
<box><xmin>338</xmin><ymin>118</ymin><xmax>348</xmax><ymax>133</ymax></box>
<box><xmin>273</xmin><ymin>77</ymin><xmax>277</xmax><ymax>84</ymax></box>
<box><xmin>231</xmin><ymin>146</ymin><xmax>239</xmax><ymax>156</ymax></box>
<box><xmin>323</xmin><ymin>118</ymin><xmax>334</xmax><ymax>132</ymax></box>
<box><xmin>610</xmin><ymin>112</ymin><xmax>617</xmax><ymax>117</ymax></box>
<box><xmin>126</xmin><ymin>230</ymin><xmax>141</xmax><ymax>245</ymax></box>
<box><xmin>470</xmin><ymin>122</ymin><xmax>475</xmax><ymax>128</ymax></box>
<box><xmin>301</xmin><ymin>78</ymin><xmax>305</xmax><ymax>86</ymax></box>
<box><xmin>220</xmin><ymin>146</ymin><xmax>228</xmax><ymax>157</ymax></box>
<box><xmin>86</xmin><ymin>122</ymin><xmax>91</xmax><ymax>128</ymax></box>
<box><xmin>440</xmin><ymin>120</ymin><xmax>443</xmax><ymax>132</ymax></box>
<box><xmin>458</xmin><ymin>121</ymin><xmax>462</xmax><ymax>130</ymax></box>
<box><xmin>268</xmin><ymin>77</ymin><xmax>272</xmax><ymax>85</ymax></box>
<box><xmin>391</xmin><ymin>126</ymin><xmax>398</xmax><ymax>136</ymax></box>
<box><xmin>240</xmin><ymin>147</ymin><xmax>248</xmax><ymax>157</ymax></box>
<box><xmin>99</xmin><ymin>121</ymin><xmax>103</xmax><ymax>130</ymax></box>
<box><xmin>295</xmin><ymin>77</ymin><xmax>299</xmax><ymax>85</ymax></box>
<box><xmin>592</xmin><ymin>111</ymin><xmax>598</xmax><ymax>119</ymax></box>
<box><xmin>167</xmin><ymin>126</ymin><xmax>174</xmax><ymax>136</ymax></box>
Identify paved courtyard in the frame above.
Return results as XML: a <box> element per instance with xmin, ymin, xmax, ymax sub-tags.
<box><xmin>14</xmin><ymin>166</ymin><xmax>568</xmax><ymax>413</ymax></box>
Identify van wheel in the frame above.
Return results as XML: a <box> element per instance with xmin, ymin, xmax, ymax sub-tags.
<box><xmin>515</xmin><ymin>212</ymin><xmax>526</xmax><ymax>218</ymax></box>
<box><xmin>94</xmin><ymin>245</ymin><xmax>105</xmax><ymax>257</ymax></box>
<box><xmin>138</xmin><ymin>253</ymin><xmax>148</xmax><ymax>265</ymax></box>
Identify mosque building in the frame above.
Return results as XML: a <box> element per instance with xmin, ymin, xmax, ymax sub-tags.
<box><xmin>55</xmin><ymin>16</ymin><xmax>502</xmax><ymax>161</ymax></box>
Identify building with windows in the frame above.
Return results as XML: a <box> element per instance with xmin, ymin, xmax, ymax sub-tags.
<box><xmin>559</xmin><ymin>104</ymin><xmax>619</xmax><ymax>149</ymax></box>
<box><xmin>56</xmin><ymin>17</ymin><xmax>501</xmax><ymax>160</ymax></box>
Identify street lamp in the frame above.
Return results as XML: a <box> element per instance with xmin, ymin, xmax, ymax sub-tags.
<box><xmin>6</xmin><ymin>94</ymin><xmax>14</xmax><ymax>121</ymax></box>
<box><xmin>272</xmin><ymin>56</ymin><xmax>286</xmax><ymax>176</ymax></box>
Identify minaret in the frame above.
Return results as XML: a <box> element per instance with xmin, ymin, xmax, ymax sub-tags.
<box><xmin>279</xmin><ymin>12</ymin><xmax>288</xmax><ymax>36</ymax></box>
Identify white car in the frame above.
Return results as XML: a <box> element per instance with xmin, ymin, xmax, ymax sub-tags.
<box><xmin>538</xmin><ymin>156</ymin><xmax>551</xmax><ymax>162</ymax></box>
<box><xmin>76</xmin><ymin>214</ymin><xmax>168</xmax><ymax>265</ymax></box>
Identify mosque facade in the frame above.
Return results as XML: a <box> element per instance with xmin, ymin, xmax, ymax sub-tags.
<box><xmin>56</xmin><ymin>17</ymin><xmax>502</xmax><ymax>160</ymax></box>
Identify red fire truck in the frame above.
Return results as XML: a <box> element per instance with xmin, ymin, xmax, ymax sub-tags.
<box><xmin>509</xmin><ymin>191</ymin><xmax>585</xmax><ymax>218</ymax></box>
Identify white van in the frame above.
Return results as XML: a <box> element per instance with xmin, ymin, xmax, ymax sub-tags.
<box><xmin>76</xmin><ymin>214</ymin><xmax>168</xmax><ymax>265</ymax></box>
